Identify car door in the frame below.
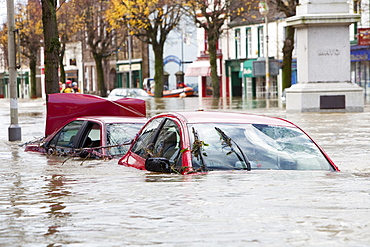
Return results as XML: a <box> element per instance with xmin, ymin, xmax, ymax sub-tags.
<box><xmin>121</xmin><ymin>117</ymin><xmax>183</xmax><ymax>171</ymax></box>
<box><xmin>151</xmin><ymin>120</ymin><xmax>181</xmax><ymax>165</ymax></box>
<box><xmin>45</xmin><ymin>120</ymin><xmax>101</xmax><ymax>154</ymax></box>
<box><xmin>46</xmin><ymin>120</ymin><xmax>84</xmax><ymax>153</ymax></box>
<box><xmin>121</xmin><ymin>117</ymin><xmax>164</xmax><ymax>170</ymax></box>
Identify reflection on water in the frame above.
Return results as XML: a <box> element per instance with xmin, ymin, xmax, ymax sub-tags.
<box><xmin>0</xmin><ymin>97</ymin><xmax>370</xmax><ymax>246</ymax></box>
<box><xmin>42</xmin><ymin>174</ymin><xmax>72</xmax><ymax>238</ymax></box>
<box><xmin>145</xmin><ymin>97</ymin><xmax>284</xmax><ymax>117</ymax></box>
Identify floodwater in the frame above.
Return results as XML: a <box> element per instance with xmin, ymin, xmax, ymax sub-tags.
<box><xmin>1</xmin><ymin>96</ymin><xmax>370</xmax><ymax>246</ymax></box>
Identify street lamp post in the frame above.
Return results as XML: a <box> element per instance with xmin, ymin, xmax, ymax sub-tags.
<box><xmin>7</xmin><ymin>0</ymin><xmax>21</xmax><ymax>141</ymax></box>
<box><xmin>128</xmin><ymin>27</ymin><xmax>132</xmax><ymax>88</ymax></box>
<box><xmin>259</xmin><ymin>1</ymin><xmax>270</xmax><ymax>99</ymax></box>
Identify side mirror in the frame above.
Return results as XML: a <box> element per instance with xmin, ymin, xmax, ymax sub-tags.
<box><xmin>145</xmin><ymin>157</ymin><xmax>172</xmax><ymax>173</ymax></box>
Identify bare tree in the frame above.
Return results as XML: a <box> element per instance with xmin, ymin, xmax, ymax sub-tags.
<box><xmin>107</xmin><ymin>0</ymin><xmax>184</xmax><ymax>97</ymax></box>
<box><xmin>71</xmin><ymin>0</ymin><xmax>121</xmax><ymax>97</ymax></box>
<box><xmin>0</xmin><ymin>23</ymin><xmax>9</xmax><ymax>78</ymax></box>
<box><xmin>57</xmin><ymin>0</ymin><xmax>84</xmax><ymax>84</ymax></box>
<box><xmin>15</xmin><ymin>0</ymin><xmax>43</xmax><ymax>98</ymax></box>
<box><xmin>41</xmin><ymin>0</ymin><xmax>61</xmax><ymax>97</ymax></box>
<box><xmin>270</xmin><ymin>0</ymin><xmax>297</xmax><ymax>90</ymax></box>
<box><xmin>185</xmin><ymin>0</ymin><xmax>252</xmax><ymax>97</ymax></box>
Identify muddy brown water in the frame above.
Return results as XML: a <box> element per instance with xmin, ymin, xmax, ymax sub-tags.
<box><xmin>1</xmin><ymin>97</ymin><xmax>369</xmax><ymax>246</ymax></box>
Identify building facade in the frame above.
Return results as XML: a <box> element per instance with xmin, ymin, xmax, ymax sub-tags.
<box><xmin>226</xmin><ymin>16</ymin><xmax>287</xmax><ymax>99</ymax></box>
<box><xmin>350</xmin><ymin>1</ymin><xmax>370</xmax><ymax>96</ymax></box>
<box><xmin>0</xmin><ymin>1</ymin><xmax>367</xmax><ymax>99</ymax></box>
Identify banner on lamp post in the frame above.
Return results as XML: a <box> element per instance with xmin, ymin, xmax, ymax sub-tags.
<box><xmin>358</xmin><ymin>28</ymin><xmax>370</xmax><ymax>46</ymax></box>
<box><xmin>258</xmin><ymin>2</ymin><xmax>269</xmax><ymax>15</ymax></box>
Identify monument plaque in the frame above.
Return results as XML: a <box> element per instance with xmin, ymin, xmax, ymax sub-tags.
<box><xmin>285</xmin><ymin>0</ymin><xmax>363</xmax><ymax>112</ymax></box>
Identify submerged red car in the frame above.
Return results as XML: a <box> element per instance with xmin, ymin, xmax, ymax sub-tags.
<box><xmin>24</xmin><ymin>93</ymin><xmax>147</xmax><ymax>158</ymax></box>
<box><xmin>118</xmin><ymin>111</ymin><xmax>339</xmax><ymax>174</ymax></box>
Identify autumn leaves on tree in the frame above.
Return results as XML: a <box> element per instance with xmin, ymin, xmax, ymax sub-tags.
<box><xmin>0</xmin><ymin>0</ymin><xmax>298</xmax><ymax>98</ymax></box>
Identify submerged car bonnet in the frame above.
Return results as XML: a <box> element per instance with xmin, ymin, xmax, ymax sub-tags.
<box><xmin>45</xmin><ymin>93</ymin><xmax>146</xmax><ymax>136</ymax></box>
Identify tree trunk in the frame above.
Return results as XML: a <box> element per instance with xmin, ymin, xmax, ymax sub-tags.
<box><xmin>29</xmin><ymin>57</ymin><xmax>37</xmax><ymax>98</ymax></box>
<box><xmin>41</xmin><ymin>0</ymin><xmax>60</xmax><ymax>98</ymax></box>
<box><xmin>282</xmin><ymin>25</ymin><xmax>295</xmax><ymax>90</ymax></box>
<box><xmin>93</xmin><ymin>54</ymin><xmax>107</xmax><ymax>97</ymax></box>
<box><xmin>208</xmin><ymin>33</ymin><xmax>220</xmax><ymax>97</ymax></box>
<box><xmin>153</xmin><ymin>45</ymin><xmax>164</xmax><ymax>98</ymax></box>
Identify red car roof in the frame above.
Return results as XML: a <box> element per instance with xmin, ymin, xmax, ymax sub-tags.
<box><xmin>158</xmin><ymin>111</ymin><xmax>296</xmax><ymax>127</ymax></box>
<box><xmin>73</xmin><ymin>116</ymin><xmax>147</xmax><ymax>124</ymax></box>
<box><xmin>45</xmin><ymin>93</ymin><xmax>146</xmax><ymax>136</ymax></box>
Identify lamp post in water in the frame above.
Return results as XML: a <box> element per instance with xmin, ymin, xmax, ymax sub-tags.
<box><xmin>7</xmin><ymin>0</ymin><xmax>21</xmax><ymax>141</ymax></box>
<box><xmin>128</xmin><ymin>25</ymin><xmax>132</xmax><ymax>88</ymax></box>
<box><xmin>259</xmin><ymin>1</ymin><xmax>270</xmax><ymax>99</ymax></box>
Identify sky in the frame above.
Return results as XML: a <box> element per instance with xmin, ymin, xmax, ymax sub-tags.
<box><xmin>0</xmin><ymin>0</ymin><xmax>26</xmax><ymax>24</ymax></box>
<box><xmin>0</xmin><ymin>0</ymin><xmax>7</xmax><ymax>24</ymax></box>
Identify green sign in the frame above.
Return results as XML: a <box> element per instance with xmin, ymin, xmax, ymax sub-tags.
<box><xmin>243</xmin><ymin>60</ymin><xmax>255</xmax><ymax>77</ymax></box>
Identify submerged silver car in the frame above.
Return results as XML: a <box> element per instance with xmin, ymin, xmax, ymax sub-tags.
<box><xmin>108</xmin><ymin>88</ymin><xmax>151</xmax><ymax>100</ymax></box>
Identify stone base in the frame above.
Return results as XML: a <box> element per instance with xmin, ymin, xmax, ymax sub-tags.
<box><xmin>286</xmin><ymin>82</ymin><xmax>364</xmax><ymax>112</ymax></box>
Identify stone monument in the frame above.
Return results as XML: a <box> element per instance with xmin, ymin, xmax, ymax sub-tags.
<box><xmin>285</xmin><ymin>0</ymin><xmax>363</xmax><ymax>112</ymax></box>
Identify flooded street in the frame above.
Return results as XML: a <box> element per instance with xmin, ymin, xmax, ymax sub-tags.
<box><xmin>1</xmin><ymin>97</ymin><xmax>370</xmax><ymax>246</ymax></box>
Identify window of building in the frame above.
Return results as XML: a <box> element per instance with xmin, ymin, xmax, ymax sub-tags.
<box><xmin>246</xmin><ymin>28</ymin><xmax>252</xmax><ymax>58</ymax></box>
<box><xmin>235</xmin><ymin>29</ymin><xmax>241</xmax><ymax>59</ymax></box>
<box><xmin>258</xmin><ymin>26</ymin><xmax>264</xmax><ymax>57</ymax></box>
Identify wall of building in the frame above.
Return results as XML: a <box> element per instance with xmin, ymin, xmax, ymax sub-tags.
<box><xmin>63</xmin><ymin>41</ymin><xmax>84</xmax><ymax>92</ymax></box>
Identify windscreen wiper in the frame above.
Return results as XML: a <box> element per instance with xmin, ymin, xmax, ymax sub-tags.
<box><xmin>214</xmin><ymin>127</ymin><xmax>251</xmax><ymax>171</ymax></box>
<box><xmin>192</xmin><ymin>127</ymin><xmax>208</xmax><ymax>172</ymax></box>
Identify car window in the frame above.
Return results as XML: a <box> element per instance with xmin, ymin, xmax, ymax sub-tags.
<box><xmin>188</xmin><ymin>123</ymin><xmax>334</xmax><ymax>171</ymax></box>
<box><xmin>106</xmin><ymin>123</ymin><xmax>144</xmax><ymax>156</ymax></box>
<box><xmin>84</xmin><ymin>122</ymin><xmax>101</xmax><ymax>148</ymax></box>
<box><xmin>111</xmin><ymin>89</ymin><xmax>124</xmax><ymax>97</ymax></box>
<box><xmin>136</xmin><ymin>89</ymin><xmax>149</xmax><ymax>97</ymax></box>
<box><xmin>127</xmin><ymin>91</ymin><xmax>136</xmax><ymax>97</ymax></box>
<box><xmin>48</xmin><ymin>120</ymin><xmax>84</xmax><ymax>148</ymax></box>
<box><xmin>131</xmin><ymin>118</ymin><xmax>164</xmax><ymax>158</ymax></box>
<box><xmin>115</xmin><ymin>89</ymin><xmax>122</xmax><ymax>96</ymax></box>
<box><xmin>152</xmin><ymin>120</ymin><xmax>181</xmax><ymax>162</ymax></box>
<box><xmin>120</xmin><ymin>89</ymin><xmax>128</xmax><ymax>96</ymax></box>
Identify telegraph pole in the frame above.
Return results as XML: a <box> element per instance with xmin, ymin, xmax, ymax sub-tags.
<box><xmin>259</xmin><ymin>1</ymin><xmax>270</xmax><ymax>99</ymax></box>
<box><xmin>7</xmin><ymin>0</ymin><xmax>22</xmax><ymax>141</ymax></box>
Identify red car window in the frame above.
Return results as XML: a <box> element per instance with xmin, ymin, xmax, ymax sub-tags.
<box><xmin>131</xmin><ymin>118</ymin><xmax>164</xmax><ymax>158</ymax></box>
<box><xmin>48</xmin><ymin>120</ymin><xmax>84</xmax><ymax>148</ymax></box>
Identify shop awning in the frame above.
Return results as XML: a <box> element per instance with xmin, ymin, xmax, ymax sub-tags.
<box><xmin>241</xmin><ymin>59</ymin><xmax>280</xmax><ymax>77</ymax></box>
<box><xmin>351</xmin><ymin>45</ymin><xmax>370</xmax><ymax>61</ymax></box>
<box><xmin>185</xmin><ymin>60</ymin><xmax>211</xmax><ymax>77</ymax></box>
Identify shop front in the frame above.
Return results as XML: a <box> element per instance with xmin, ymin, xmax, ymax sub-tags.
<box><xmin>116</xmin><ymin>59</ymin><xmax>143</xmax><ymax>88</ymax></box>
<box><xmin>0</xmin><ymin>72</ymin><xmax>29</xmax><ymax>98</ymax></box>
<box><xmin>185</xmin><ymin>59</ymin><xmax>222</xmax><ymax>97</ymax></box>
<box><xmin>65</xmin><ymin>70</ymin><xmax>78</xmax><ymax>82</ymax></box>
<box><xmin>228</xmin><ymin>58</ymin><xmax>279</xmax><ymax>99</ymax></box>
<box><xmin>225</xmin><ymin>59</ymin><xmax>245</xmax><ymax>97</ymax></box>
<box><xmin>241</xmin><ymin>59</ymin><xmax>257</xmax><ymax>99</ymax></box>
<box><xmin>0</xmin><ymin>72</ymin><xmax>7</xmax><ymax>98</ymax></box>
<box><xmin>351</xmin><ymin>45</ymin><xmax>370</xmax><ymax>96</ymax></box>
